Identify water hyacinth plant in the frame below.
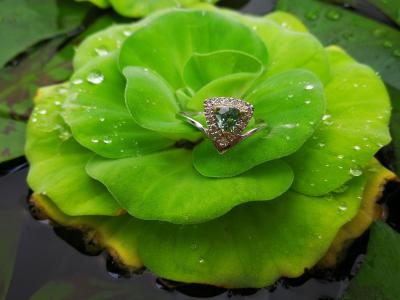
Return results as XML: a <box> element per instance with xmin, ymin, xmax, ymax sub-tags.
<box><xmin>74</xmin><ymin>0</ymin><xmax>219</xmax><ymax>17</ymax></box>
<box><xmin>26</xmin><ymin>6</ymin><xmax>396</xmax><ymax>288</ymax></box>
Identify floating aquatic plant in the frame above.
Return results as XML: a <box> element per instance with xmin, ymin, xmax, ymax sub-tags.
<box><xmin>74</xmin><ymin>0</ymin><xmax>219</xmax><ymax>17</ymax></box>
<box><xmin>26</xmin><ymin>7</ymin><xmax>395</xmax><ymax>288</ymax></box>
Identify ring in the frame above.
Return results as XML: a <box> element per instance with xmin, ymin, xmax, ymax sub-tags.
<box><xmin>179</xmin><ymin>97</ymin><xmax>265</xmax><ymax>154</ymax></box>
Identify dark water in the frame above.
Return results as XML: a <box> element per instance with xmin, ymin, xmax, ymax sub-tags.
<box><xmin>1</xmin><ymin>0</ymin><xmax>398</xmax><ymax>299</ymax></box>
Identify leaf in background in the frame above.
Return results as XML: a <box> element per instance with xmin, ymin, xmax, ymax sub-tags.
<box><xmin>0</xmin><ymin>0</ymin><xmax>90</xmax><ymax>68</ymax></box>
<box><xmin>0</xmin><ymin>16</ymin><xmax>116</xmax><ymax>164</ymax></box>
<box><xmin>276</xmin><ymin>0</ymin><xmax>400</xmax><ymax>91</ymax></box>
<box><xmin>343</xmin><ymin>222</ymin><xmax>400</xmax><ymax>300</ymax></box>
<box><xmin>0</xmin><ymin>117</ymin><xmax>26</xmax><ymax>163</ymax></box>
<box><xmin>388</xmin><ymin>85</ymin><xmax>400</xmax><ymax>174</ymax></box>
<box><xmin>366</xmin><ymin>0</ymin><xmax>400</xmax><ymax>26</ymax></box>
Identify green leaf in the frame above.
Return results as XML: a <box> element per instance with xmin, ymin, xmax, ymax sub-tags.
<box><xmin>366</xmin><ymin>0</ymin><xmax>400</xmax><ymax>26</ymax></box>
<box><xmin>26</xmin><ymin>84</ymin><xmax>122</xmax><ymax>216</ymax></box>
<box><xmin>63</xmin><ymin>53</ymin><xmax>174</xmax><ymax>159</ymax></box>
<box><xmin>184</xmin><ymin>50</ymin><xmax>265</xmax><ymax>111</ymax></box>
<box><xmin>183</xmin><ymin>50</ymin><xmax>264</xmax><ymax>91</ymax></box>
<box><xmin>32</xmin><ymin>161</ymin><xmax>392</xmax><ymax>288</ymax></box>
<box><xmin>193</xmin><ymin>69</ymin><xmax>325</xmax><ymax>177</ymax></box>
<box><xmin>389</xmin><ymin>85</ymin><xmax>400</xmax><ymax>174</ymax></box>
<box><xmin>0</xmin><ymin>117</ymin><xmax>26</xmax><ymax>163</ymax></box>
<box><xmin>77</xmin><ymin>0</ymin><xmax>219</xmax><ymax>17</ymax></box>
<box><xmin>286</xmin><ymin>46</ymin><xmax>391</xmax><ymax>196</ymax></box>
<box><xmin>86</xmin><ymin>148</ymin><xmax>293</xmax><ymax>224</ymax></box>
<box><xmin>0</xmin><ymin>0</ymin><xmax>89</xmax><ymax>67</ymax></box>
<box><xmin>30</xmin><ymin>281</ymin><xmax>75</xmax><ymax>300</ymax></box>
<box><xmin>123</xmin><ymin>66</ymin><xmax>200</xmax><ymax>141</ymax></box>
<box><xmin>119</xmin><ymin>9</ymin><xmax>268</xmax><ymax>90</ymax></box>
<box><xmin>237</xmin><ymin>11</ymin><xmax>330</xmax><ymax>84</ymax></box>
<box><xmin>343</xmin><ymin>222</ymin><xmax>400</xmax><ymax>300</ymax></box>
<box><xmin>276</xmin><ymin>0</ymin><xmax>400</xmax><ymax>91</ymax></box>
<box><xmin>73</xmin><ymin>23</ymin><xmax>138</xmax><ymax>71</ymax></box>
<box><xmin>0</xmin><ymin>38</ymin><xmax>67</xmax><ymax>121</ymax></box>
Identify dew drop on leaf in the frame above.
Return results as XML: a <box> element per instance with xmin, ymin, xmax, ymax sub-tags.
<box><xmin>325</xmin><ymin>10</ymin><xmax>342</xmax><ymax>21</ymax></box>
<box><xmin>305</xmin><ymin>10</ymin><xmax>319</xmax><ymax>21</ymax></box>
<box><xmin>349</xmin><ymin>168</ymin><xmax>363</xmax><ymax>177</ymax></box>
<box><xmin>383</xmin><ymin>40</ymin><xmax>393</xmax><ymax>48</ymax></box>
<box><xmin>393</xmin><ymin>49</ymin><xmax>400</xmax><ymax>57</ymax></box>
<box><xmin>86</xmin><ymin>71</ymin><xmax>104</xmax><ymax>84</ymax></box>
<box><xmin>72</xmin><ymin>79</ymin><xmax>83</xmax><ymax>85</ymax></box>
<box><xmin>94</xmin><ymin>47</ymin><xmax>109</xmax><ymax>57</ymax></box>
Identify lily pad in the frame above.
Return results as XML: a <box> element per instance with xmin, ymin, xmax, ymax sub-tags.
<box><xmin>0</xmin><ymin>0</ymin><xmax>89</xmax><ymax>68</ymax></box>
<box><xmin>343</xmin><ymin>222</ymin><xmax>400</xmax><ymax>300</ymax></box>
<box><xmin>276</xmin><ymin>0</ymin><xmax>400</xmax><ymax>91</ymax></box>
<box><xmin>0</xmin><ymin>117</ymin><xmax>26</xmax><ymax>163</ymax></box>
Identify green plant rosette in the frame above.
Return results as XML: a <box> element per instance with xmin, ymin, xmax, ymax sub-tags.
<box><xmin>74</xmin><ymin>0</ymin><xmax>219</xmax><ymax>17</ymax></box>
<box><xmin>26</xmin><ymin>7</ymin><xmax>393</xmax><ymax>288</ymax></box>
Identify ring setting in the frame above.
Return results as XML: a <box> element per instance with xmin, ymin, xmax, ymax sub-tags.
<box><xmin>180</xmin><ymin>97</ymin><xmax>265</xmax><ymax>153</ymax></box>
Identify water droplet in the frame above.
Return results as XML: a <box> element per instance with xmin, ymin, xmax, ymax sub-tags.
<box><xmin>338</xmin><ymin>204</ymin><xmax>348</xmax><ymax>212</ymax></box>
<box><xmin>282</xmin><ymin>123</ymin><xmax>298</xmax><ymax>129</ymax></box>
<box><xmin>318</xmin><ymin>143</ymin><xmax>325</xmax><ymax>148</ymax></box>
<box><xmin>91</xmin><ymin>138</ymin><xmax>99</xmax><ymax>143</ymax></box>
<box><xmin>72</xmin><ymin>79</ymin><xmax>83</xmax><ymax>85</ymax></box>
<box><xmin>326</xmin><ymin>10</ymin><xmax>342</xmax><ymax>21</ymax></box>
<box><xmin>199</xmin><ymin>257</ymin><xmax>205</xmax><ymax>264</ymax></box>
<box><xmin>99</xmin><ymin>117</ymin><xmax>105</xmax><ymax>122</ymax></box>
<box><xmin>38</xmin><ymin>109</ymin><xmax>47</xmax><ymax>115</ymax></box>
<box><xmin>353</xmin><ymin>145</ymin><xmax>361</xmax><ymax>151</ymax></box>
<box><xmin>305</xmin><ymin>84</ymin><xmax>315</xmax><ymax>90</ymax></box>
<box><xmin>86</xmin><ymin>71</ymin><xmax>104</xmax><ymax>84</ymax></box>
<box><xmin>31</xmin><ymin>118</ymin><xmax>38</xmax><ymax>123</ymax></box>
<box><xmin>337</xmin><ymin>154</ymin><xmax>344</xmax><ymax>160</ymax></box>
<box><xmin>287</xmin><ymin>94</ymin><xmax>294</xmax><ymax>99</ymax></box>
<box><xmin>350</xmin><ymin>168</ymin><xmax>363</xmax><ymax>177</ymax></box>
<box><xmin>103</xmin><ymin>139</ymin><xmax>112</xmax><ymax>144</ymax></box>
<box><xmin>393</xmin><ymin>49</ymin><xmax>400</xmax><ymax>57</ymax></box>
<box><xmin>305</xmin><ymin>10</ymin><xmax>319</xmax><ymax>21</ymax></box>
<box><xmin>54</xmin><ymin>100</ymin><xmax>61</xmax><ymax>106</ymax></box>
<box><xmin>322</xmin><ymin>114</ymin><xmax>331</xmax><ymax>121</ymax></box>
<box><xmin>252</xmin><ymin>25</ymin><xmax>258</xmax><ymax>31</ymax></box>
<box><xmin>383</xmin><ymin>40</ymin><xmax>393</xmax><ymax>48</ymax></box>
<box><xmin>59</xmin><ymin>131</ymin><xmax>71</xmax><ymax>141</ymax></box>
<box><xmin>123</xmin><ymin>30</ymin><xmax>132</xmax><ymax>37</ymax></box>
<box><xmin>373</xmin><ymin>28</ymin><xmax>386</xmax><ymax>37</ymax></box>
<box><xmin>317</xmin><ymin>235</ymin><xmax>323</xmax><ymax>240</ymax></box>
<box><xmin>58</xmin><ymin>88</ymin><xmax>67</xmax><ymax>95</ymax></box>
<box><xmin>285</xmin><ymin>136</ymin><xmax>291</xmax><ymax>140</ymax></box>
<box><xmin>305</xmin><ymin>100</ymin><xmax>311</xmax><ymax>105</ymax></box>
<box><xmin>94</xmin><ymin>47</ymin><xmax>109</xmax><ymax>57</ymax></box>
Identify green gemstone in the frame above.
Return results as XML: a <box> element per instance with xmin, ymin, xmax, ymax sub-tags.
<box><xmin>215</xmin><ymin>106</ymin><xmax>241</xmax><ymax>132</ymax></box>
